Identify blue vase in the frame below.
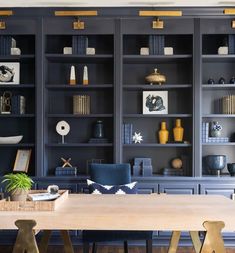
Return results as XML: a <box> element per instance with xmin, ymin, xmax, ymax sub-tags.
<box><xmin>93</xmin><ymin>120</ymin><xmax>104</xmax><ymax>138</ymax></box>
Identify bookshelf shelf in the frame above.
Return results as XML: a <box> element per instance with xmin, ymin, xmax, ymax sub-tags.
<box><xmin>46</xmin><ymin>143</ymin><xmax>113</xmax><ymax>147</ymax></box>
<box><xmin>123</xmin><ymin>114</ymin><xmax>192</xmax><ymax>118</ymax></box>
<box><xmin>0</xmin><ymin>143</ymin><xmax>35</xmax><ymax>147</ymax></box>
<box><xmin>0</xmin><ymin>84</ymin><xmax>35</xmax><ymax>89</ymax></box>
<box><xmin>202</xmin><ymin>84</ymin><xmax>235</xmax><ymax>89</ymax></box>
<box><xmin>0</xmin><ymin>114</ymin><xmax>35</xmax><ymax>118</ymax></box>
<box><xmin>46</xmin><ymin>84</ymin><xmax>113</xmax><ymax>90</ymax></box>
<box><xmin>123</xmin><ymin>55</ymin><xmax>192</xmax><ymax>63</ymax></box>
<box><xmin>123</xmin><ymin>84</ymin><xmax>192</xmax><ymax>90</ymax></box>
<box><xmin>47</xmin><ymin>114</ymin><xmax>113</xmax><ymax>118</ymax></box>
<box><xmin>123</xmin><ymin>143</ymin><xmax>191</xmax><ymax>147</ymax></box>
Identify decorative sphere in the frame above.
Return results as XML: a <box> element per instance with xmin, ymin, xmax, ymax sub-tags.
<box><xmin>171</xmin><ymin>158</ymin><xmax>183</xmax><ymax>169</ymax></box>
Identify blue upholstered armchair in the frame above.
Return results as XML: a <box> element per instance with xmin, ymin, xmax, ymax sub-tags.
<box><xmin>82</xmin><ymin>163</ymin><xmax>153</xmax><ymax>253</ymax></box>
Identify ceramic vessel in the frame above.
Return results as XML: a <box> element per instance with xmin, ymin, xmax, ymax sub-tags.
<box><xmin>218</xmin><ymin>77</ymin><xmax>226</xmax><ymax>84</ymax></box>
<box><xmin>0</xmin><ymin>135</ymin><xmax>23</xmax><ymax>144</ymax></box>
<box><xmin>173</xmin><ymin>119</ymin><xmax>184</xmax><ymax>142</ymax></box>
<box><xmin>207</xmin><ymin>77</ymin><xmax>215</xmax><ymax>84</ymax></box>
<box><xmin>210</xmin><ymin>121</ymin><xmax>222</xmax><ymax>137</ymax></box>
<box><xmin>158</xmin><ymin>122</ymin><xmax>169</xmax><ymax>144</ymax></box>
<box><xmin>205</xmin><ymin>155</ymin><xmax>226</xmax><ymax>176</ymax></box>
<box><xmin>145</xmin><ymin>68</ymin><xmax>166</xmax><ymax>85</ymax></box>
<box><xmin>93</xmin><ymin>120</ymin><xmax>104</xmax><ymax>138</ymax></box>
<box><xmin>227</xmin><ymin>163</ymin><xmax>235</xmax><ymax>176</ymax></box>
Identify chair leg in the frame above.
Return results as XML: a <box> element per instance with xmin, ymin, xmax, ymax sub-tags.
<box><xmin>146</xmin><ymin>239</ymin><xmax>153</xmax><ymax>253</ymax></box>
<box><xmin>124</xmin><ymin>241</ymin><xmax>128</xmax><ymax>253</ymax></box>
<box><xmin>83</xmin><ymin>242</ymin><xmax>90</xmax><ymax>253</ymax></box>
<box><xmin>92</xmin><ymin>242</ymin><xmax>97</xmax><ymax>253</ymax></box>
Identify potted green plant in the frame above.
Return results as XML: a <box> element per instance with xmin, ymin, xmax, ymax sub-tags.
<box><xmin>1</xmin><ymin>173</ymin><xmax>34</xmax><ymax>201</ymax></box>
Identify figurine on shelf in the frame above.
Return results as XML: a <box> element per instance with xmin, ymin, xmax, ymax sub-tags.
<box><xmin>132</xmin><ymin>132</ymin><xmax>143</xmax><ymax>144</ymax></box>
<box><xmin>55</xmin><ymin>157</ymin><xmax>77</xmax><ymax>176</ymax></box>
<box><xmin>207</xmin><ymin>77</ymin><xmax>215</xmax><ymax>84</ymax></box>
<box><xmin>230</xmin><ymin>77</ymin><xmax>235</xmax><ymax>84</ymax></box>
<box><xmin>218</xmin><ymin>77</ymin><xmax>226</xmax><ymax>84</ymax></box>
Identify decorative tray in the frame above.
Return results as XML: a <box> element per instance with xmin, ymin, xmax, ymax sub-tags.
<box><xmin>0</xmin><ymin>190</ymin><xmax>68</xmax><ymax>211</ymax></box>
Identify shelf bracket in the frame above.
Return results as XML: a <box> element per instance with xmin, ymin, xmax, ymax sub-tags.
<box><xmin>0</xmin><ymin>10</ymin><xmax>13</xmax><ymax>30</ymax></box>
<box><xmin>54</xmin><ymin>11</ymin><xmax>98</xmax><ymax>30</ymax></box>
<box><xmin>139</xmin><ymin>10</ymin><xmax>182</xmax><ymax>29</ymax></box>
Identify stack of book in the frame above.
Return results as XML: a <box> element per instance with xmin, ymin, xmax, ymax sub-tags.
<box><xmin>0</xmin><ymin>36</ymin><xmax>12</xmax><ymax>55</ymax></box>
<box><xmin>229</xmin><ymin>35</ymin><xmax>235</xmax><ymax>54</ymax></box>
<box><xmin>202</xmin><ymin>122</ymin><xmax>229</xmax><ymax>143</ymax></box>
<box><xmin>11</xmin><ymin>95</ymin><xmax>26</xmax><ymax>114</ymax></box>
<box><xmin>221</xmin><ymin>95</ymin><xmax>235</xmax><ymax>114</ymax></box>
<box><xmin>122</xmin><ymin>123</ymin><xmax>133</xmax><ymax>144</ymax></box>
<box><xmin>162</xmin><ymin>168</ymin><xmax>184</xmax><ymax>176</ymax></box>
<box><xmin>72</xmin><ymin>36</ymin><xmax>88</xmax><ymax>54</ymax></box>
<box><xmin>55</xmin><ymin>167</ymin><xmax>77</xmax><ymax>176</ymax></box>
<box><xmin>148</xmin><ymin>35</ymin><xmax>164</xmax><ymax>55</ymax></box>
<box><xmin>73</xmin><ymin>95</ymin><xmax>90</xmax><ymax>115</ymax></box>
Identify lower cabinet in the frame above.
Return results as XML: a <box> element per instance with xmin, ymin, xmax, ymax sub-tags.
<box><xmin>200</xmin><ymin>183</ymin><xmax>235</xmax><ymax>199</ymax></box>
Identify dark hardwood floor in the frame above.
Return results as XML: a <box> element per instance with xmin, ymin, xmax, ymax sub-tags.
<box><xmin>0</xmin><ymin>246</ymin><xmax>235</xmax><ymax>253</ymax></box>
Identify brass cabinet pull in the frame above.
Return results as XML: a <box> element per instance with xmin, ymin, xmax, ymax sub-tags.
<box><xmin>0</xmin><ymin>10</ymin><xmax>13</xmax><ymax>30</ymax></box>
<box><xmin>139</xmin><ymin>10</ymin><xmax>182</xmax><ymax>29</ymax></box>
<box><xmin>54</xmin><ymin>10</ymin><xmax>98</xmax><ymax>30</ymax></box>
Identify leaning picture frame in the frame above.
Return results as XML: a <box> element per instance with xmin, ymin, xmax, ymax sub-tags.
<box><xmin>143</xmin><ymin>91</ymin><xmax>168</xmax><ymax>114</ymax></box>
<box><xmin>13</xmin><ymin>149</ymin><xmax>31</xmax><ymax>172</ymax></box>
<box><xmin>0</xmin><ymin>62</ymin><xmax>20</xmax><ymax>85</ymax></box>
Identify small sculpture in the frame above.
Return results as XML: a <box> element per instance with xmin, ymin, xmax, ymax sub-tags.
<box><xmin>230</xmin><ymin>77</ymin><xmax>235</xmax><ymax>84</ymax></box>
<box><xmin>132</xmin><ymin>132</ymin><xmax>143</xmax><ymax>144</ymax></box>
<box><xmin>61</xmin><ymin>157</ymin><xmax>73</xmax><ymax>168</ymax></box>
<box><xmin>83</xmin><ymin>66</ymin><xmax>88</xmax><ymax>85</ymax></box>
<box><xmin>56</xmin><ymin>120</ymin><xmax>70</xmax><ymax>143</ymax></box>
<box><xmin>145</xmin><ymin>68</ymin><xmax>166</xmax><ymax>85</ymax></box>
<box><xmin>69</xmin><ymin>65</ymin><xmax>76</xmax><ymax>85</ymax></box>
<box><xmin>207</xmin><ymin>77</ymin><xmax>215</xmax><ymax>84</ymax></box>
<box><xmin>218</xmin><ymin>77</ymin><xmax>226</xmax><ymax>84</ymax></box>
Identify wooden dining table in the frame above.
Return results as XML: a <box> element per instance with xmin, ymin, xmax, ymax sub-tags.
<box><xmin>0</xmin><ymin>194</ymin><xmax>235</xmax><ymax>253</ymax></box>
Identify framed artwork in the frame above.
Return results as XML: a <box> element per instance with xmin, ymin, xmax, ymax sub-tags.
<box><xmin>0</xmin><ymin>62</ymin><xmax>20</xmax><ymax>84</ymax></box>
<box><xmin>13</xmin><ymin>149</ymin><xmax>31</xmax><ymax>172</ymax></box>
<box><xmin>143</xmin><ymin>91</ymin><xmax>168</xmax><ymax>114</ymax></box>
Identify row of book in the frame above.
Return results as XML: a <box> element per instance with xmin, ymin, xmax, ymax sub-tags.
<box><xmin>202</xmin><ymin>122</ymin><xmax>229</xmax><ymax>143</ymax></box>
<box><xmin>0</xmin><ymin>36</ymin><xmax>17</xmax><ymax>55</ymax></box>
<box><xmin>221</xmin><ymin>95</ymin><xmax>235</xmax><ymax>114</ymax></box>
<box><xmin>55</xmin><ymin>167</ymin><xmax>77</xmax><ymax>176</ymax></box>
<box><xmin>228</xmin><ymin>35</ymin><xmax>235</xmax><ymax>54</ymax></box>
<box><xmin>72</xmin><ymin>36</ymin><xmax>88</xmax><ymax>54</ymax></box>
<box><xmin>0</xmin><ymin>95</ymin><xmax>25</xmax><ymax>114</ymax></box>
<box><xmin>122</xmin><ymin>123</ymin><xmax>133</xmax><ymax>144</ymax></box>
<box><xmin>73</xmin><ymin>95</ymin><xmax>90</xmax><ymax>115</ymax></box>
<box><xmin>148</xmin><ymin>35</ymin><xmax>164</xmax><ymax>55</ymax></box>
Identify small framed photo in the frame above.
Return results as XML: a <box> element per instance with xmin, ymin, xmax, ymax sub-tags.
<box><xmin>143</xmin><ymin>91</ymin><xmax>168</xmax><ymax>114</ymax></box>
<box><xmin>13</xmin><ymin>149</ymin><xmax>31</xmax><ymax>172</ymax></box>
<box><xmin>0</xmin><ymin>62</ymin><xmax>20</xmax><ymax>84</ymax></box>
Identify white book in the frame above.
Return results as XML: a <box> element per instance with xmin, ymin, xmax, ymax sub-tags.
<box><xmin>28</xmin><ymin>192</ymin><xmax>60</xmax><ymax>201</ymax></box>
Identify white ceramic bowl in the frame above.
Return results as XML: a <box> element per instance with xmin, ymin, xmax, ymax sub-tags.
<box><xmin>0</xmin><ymin>135</ymin><xmax>23</xmax><ymax>144</ymax></box>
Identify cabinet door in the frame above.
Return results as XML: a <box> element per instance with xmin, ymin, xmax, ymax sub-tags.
<box><xmin>200</xmin><ymin>183</ymin><xmax>235</xmax><ymax>199</ymax></box>
<box><xmin>137</xmin><ymin>183</ymin><xmax>158</xmax><ymax>194</ymax></box>
<box><xmin>159</xmin><ymin>183</ymin><xmax>198</xmax><ymax>237</ymax></box>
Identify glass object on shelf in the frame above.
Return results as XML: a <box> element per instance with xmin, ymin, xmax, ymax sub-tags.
<box><xmin>173</xmin><ymin>119</ymin><xmax>184</xmax><ymax>142</ymax></box>
<box><xmin>158</xmin><ymin>121</ymin><xmax>169</xmax><ymax>144</ymax></box>
<box><xmin>207</xmin><ymin>77</ymin><xmax>215</xmax><ymax>84</ymax></box>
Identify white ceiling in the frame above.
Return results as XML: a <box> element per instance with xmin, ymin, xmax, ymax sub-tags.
<box><xmin>0</xmin><ymin>0</ymin><xmax>235</xmax><ymax>7</ymax></box>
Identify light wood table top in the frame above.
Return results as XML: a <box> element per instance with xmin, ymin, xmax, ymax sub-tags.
<box><xmin>1</xmin><ymin>194</ymin><xmax>235</xmax><ymax>232</ymax></box>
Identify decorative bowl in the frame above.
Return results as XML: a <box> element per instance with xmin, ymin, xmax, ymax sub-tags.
<box><xmin>227</xmin><ymin>163</ymin><xmax>235</xmax><ymax>176</ymax></box>
<box><xmin>0</xmin><ymin>135</ymin><xmax>23</xmax><ymax>144</ymax></box>
<box><xmin>145</xmin><ymin>68</ymin><xmax>166</xmax><ymax>85</ymax></box>
<box><xmin>205</xmin><ymin>155</ymin><xmax>226</xmax><ymax>176</ymax></box>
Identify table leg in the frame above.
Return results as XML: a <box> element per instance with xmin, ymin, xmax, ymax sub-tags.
<box><xmin>13</xmin><ymin>219</ymin><xmax>39</xmax><ymax>253</ymax></box>
<box><xmin>200</xmin><ymin>221</ymin><xmax>226</xmax><ymax>253</ymax></box>
<box><xmin>167</xmin><ymin>231</ymin><xmax>181</xmax><ymax>253</ymax></box>
<box><xmin>38</xmin><ymin>230</ymin><xmax>52</xmax><ymax>253</ymax></box>
<box><xmin>60</xmin><ymin>230</ymin><xmax>75</xmax><ymax>253</ymax></box>
<box><xmin>189</xmin><ymin>231</ymin><xmax>202</xmax><ymax>253</ymax></box>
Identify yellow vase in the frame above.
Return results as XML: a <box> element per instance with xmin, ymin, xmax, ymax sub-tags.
<box><xmin>173</xmin><ymin>119</ymin><xmax>184</xmax><ymax>142</ymax></box>
<box><xmin>158</xmin><ymin>122</ymin><xmax>169</xmax><ymax>144</ymax></box>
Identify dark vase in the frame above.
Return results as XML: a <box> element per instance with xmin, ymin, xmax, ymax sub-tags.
<box><xmin>207</xmin><ymin>77</ymin><xmax>215</xmax><ymax>84</ymax></box>
<box><xmin>218</xmin><ymin>77</ymin><xmax>226</xmax><ymax>84</ymax></box>
<box><xmin>230</xmin><ymin>77</ymin><xmax>235</xmax><ymax>84</ymax></box>
<box><xmin>93</xmin><ymin>120</ymin><xmax>104</xmax><ymax>138</ymax></box>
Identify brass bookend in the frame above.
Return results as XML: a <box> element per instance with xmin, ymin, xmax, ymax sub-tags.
<box><xmin>0</xmin><ymin>21</ymin><xmax>5</xmax><ymax>29</ymax></box>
